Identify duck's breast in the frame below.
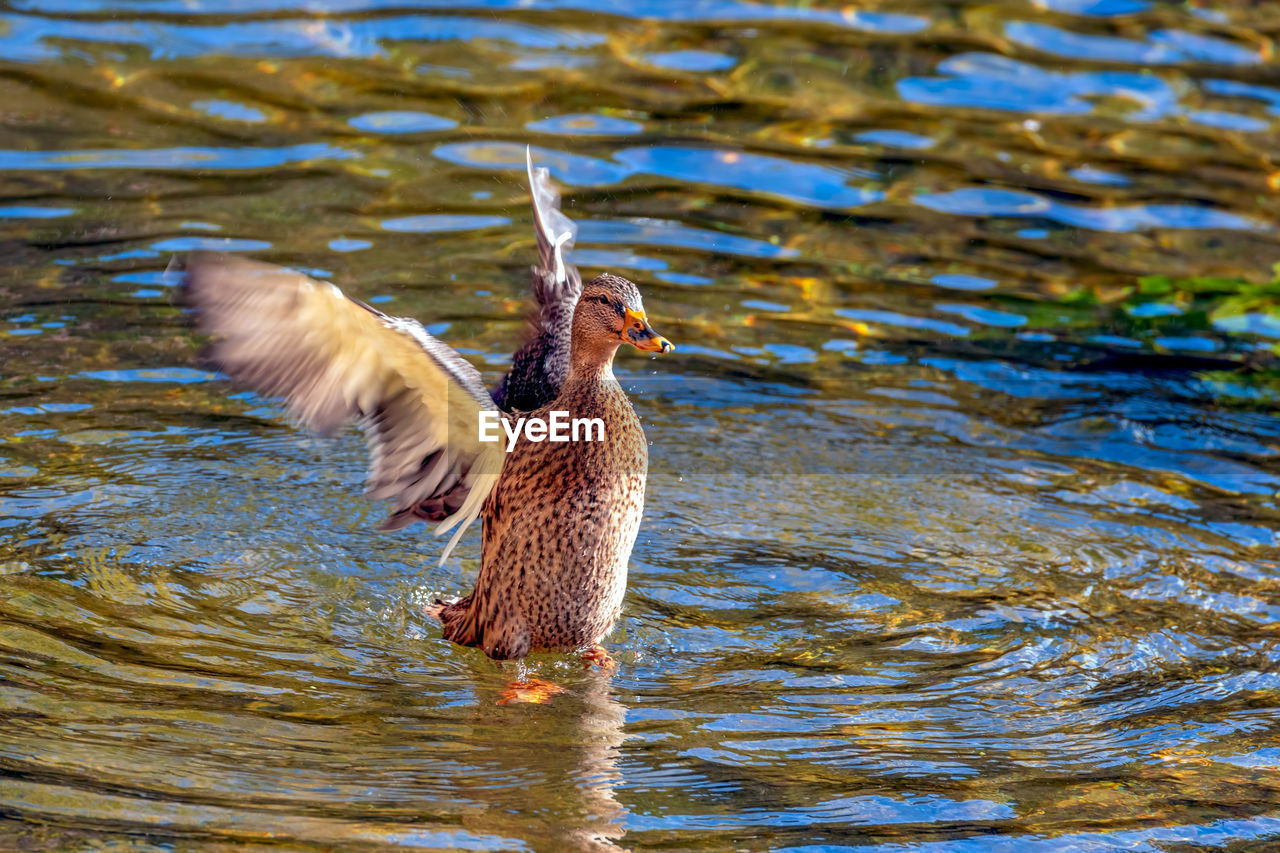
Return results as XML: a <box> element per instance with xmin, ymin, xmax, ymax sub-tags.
<box><xmin>480</xmin><ymin>383</ymin><xmax>648</xmax><ymax>650</ymax></box>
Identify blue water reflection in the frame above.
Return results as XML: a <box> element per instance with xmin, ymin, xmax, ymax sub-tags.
<box><xmin>1040</xmin><ymin>0</ymin><xmax>1151</xmax><ymax>14</ymax></box>
<box><xmin>1187</xmin><ymin>109</ymin><xmax>1269</xmax><ymax>132</ymax></box>
<box><xmin>0</xmin><ymin>144</ymin><xmax>355</xmax><ymax>171</ymax></box>
<box><xmin>435</xmin><ymin>142</ymin><xmax>633</xmax><ymax>185</ymax></box>
<box><xmin>150</xmin><ymin>237</ymin><xmax>271</xmax><ymax>251</ymax></box>
<box><xmin>627</xmin><ymin>793</ymin><xmax>1014</xmax><ymax>831</ymax></box>
<box><xmin>76</xmin><ymin>368</ymin><xmax>216</xmax><ymax>383</ymax></box>
<box><xmin>916</xmin><ymin>187</ymin><xmax>1263</xmax><ymax>232</ymax></box>
<box><xmin>837</xmin><ymin>308</ymin><xmax>971</xmax><ymax>337</ymax></box>
<box><xmin>380</xmin><ymin>214</ymin><xmax>510</xmax><ymax>233</ymax></box>
<box><xmin>0</xmin><ymin>12</ymin><xmax>604</xmax><ymax>61</ymax></box>
<box><xmin>572</xmin><ymin>248</ymin><xmax>667</xmax><ymax>270</ymax></box>
<box><xmin>854</xmin><ymin>130</ymin><xmax>936</xmax><ymax>150</ymax></box>
<box><xmin>527</xmin><ymin>114</ymin><xmax>644</xmax><ymax>135</ymax></box>
<box><xmin>936</xmin><ymin>303</ymin><xmax>1027</xmax><ymax>327</ymax></box>
<box><xmin>1006</xmin><ymin>21</ymin><xmax>1260</xmax><ymax>66</ymax></box>
<box><xmin>0</xmin><ymin>206</ymin><xmax>74</xmax><ymax>218</ymax></box>
<box><xmin>192</xmin><ymin>99</ymin><xmax>267</xmax><ymax>123</ymax></box>
<box><xmin>435</xmin><ymin>142</ymin><xmax>883</xmax><ymax>209</ymax></box>
<box><xmin>616</xmin><ymin>146</ymin><xmax>883</xmax><ymax>209</ymax></box>
<box><xmin>1213</xmin><ymin>313</ymin><xmax>1280</xmax><ymax>338</ymax></box>
<box><xmin>1069</xmin><ymin>166</ymin><xmax>1130</xmax><ymax>186</ymax></box>
<box><xmin>896</xmin><ymin>48</ymin><xmax>1278</xmax><ymax>140</ymax></box>
<box><xmin>655</xmin><ymin>271</ymin><xmax>714</xmax><ymax>285</ymax></box>
<box><xmin>643</xmin><ymin>50</ymin><xmax>737</xmax><ymax>72</ymax></box>
<box><xmin>900</xmin><ymin>53</ymin><xmax>1191</xmax><ymax>121</ymax></box>
<box><xmin>1203</xmin><ymin>79</ymin><xmax>1280</xmax><ymax>114</ymax></box>
<box><xmin>579</xmin><ymin>218</ymin><xmax>797</xmax><ymax>259</ymax></box>
<box><xmin>328</xmin><ymin>238</ymin><xmax>372</xmax><ymax>252</ymax></box>
<box><xmin>931</xmin><ymin>273</ymin><xmax>997</xmax><ymax>291</ymax></box>
<box><xmin>348</xmin><ymin>111</ymin><xmax>456</xmax><ymax>133</ymax></box>
<box><xmin>826</xmin><ymin>812</ymin><xmax>1280</xmax><ymax>853</ymax></box>
<box><xmin>11</xmin><ymin>0</ymin><xmax>930</xmax><ymax>34</ymax></box>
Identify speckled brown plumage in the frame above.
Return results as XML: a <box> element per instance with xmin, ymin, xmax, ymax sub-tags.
<box><xmin>437</xmin><ymin>301</ymin><xmax>653</xmax><ymax>658</ymax></box>
<box><xmin>436</xmin><ymin>389</ymin><xmax>647</xmax><ymax>657</ymax></box>
<box><xmin>182</xmin><ymin>149</ymin><xmax>673</xmax><ymax>661</ymax></box>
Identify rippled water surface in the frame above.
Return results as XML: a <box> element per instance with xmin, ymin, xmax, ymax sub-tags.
<box><xmin>4</xmin><ymin>1</ymin><xmax>1280</xmax><ymax>850</ymax></box>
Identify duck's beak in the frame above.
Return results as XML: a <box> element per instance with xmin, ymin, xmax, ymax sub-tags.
<box><xmin>623</xmin><ymin>307</ymin><xmax>674</xmax><ymax>353</ymax></box>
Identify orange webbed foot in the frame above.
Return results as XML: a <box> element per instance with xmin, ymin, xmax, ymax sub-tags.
<box><xmin>497</xmin><ymin>676</ymin><xmax>566</xmax><ymax>706</ymax></box>
<box><xmin>581</xmin><ymin>644</ymin><xmax>617</xmax><ymax>672</ymax></box>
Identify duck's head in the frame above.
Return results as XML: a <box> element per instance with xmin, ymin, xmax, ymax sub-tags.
<box><xmin>571</xmin><ymin>273</ymin><xmax>674</xmax><ymax>364</ymax></box>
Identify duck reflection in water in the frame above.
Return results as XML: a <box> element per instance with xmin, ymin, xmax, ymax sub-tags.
<box><xmin>461</xmin><ymin>664</ymin><xmax>630</xmax><ymax>851</ymax></box>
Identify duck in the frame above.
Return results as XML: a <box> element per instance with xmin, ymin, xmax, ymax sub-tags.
<box><xmin>182</xmin><ymin>148</ymin><xmax>673</xmax><ymax>669</ymax></box>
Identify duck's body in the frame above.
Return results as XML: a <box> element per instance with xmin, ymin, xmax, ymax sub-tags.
<box><xmin>439</xmin><ymin>371</ymin><xmax>647</xmax><ymax>659</ymax></box>
<box><xmin>183</xmin><ymin>151</ymin><xmax>672</xmax><ymax>663</ymax></box>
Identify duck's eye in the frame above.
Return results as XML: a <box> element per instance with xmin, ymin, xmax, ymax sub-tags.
<box><xmin>596</xmin><ymin>295</ymin><xmax>611</xmax><ymax>306</ymax></box>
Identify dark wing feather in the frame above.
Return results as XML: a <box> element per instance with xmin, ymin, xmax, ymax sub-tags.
<box><xmin>182</xmin><ymin>251</ymin><xmax>504</xmax><ymax>564</ymax></box>
<box><xmin>492</xmin><ymin>147</ymin><xmax>583</xmax><ymax>412</ymax></box>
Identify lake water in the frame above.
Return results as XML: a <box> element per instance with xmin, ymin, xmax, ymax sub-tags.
<box><xmin>3</xmin><ymin>1</ymin><xmax>1280</xmax><ymax>850</ymax></box>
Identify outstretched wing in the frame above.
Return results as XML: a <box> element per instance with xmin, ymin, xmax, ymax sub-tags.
<box><xmin>182</xmin><ymin>251</ymin><xmax>504</xmax><ymax>565</ymax></box>
<box><xmin>492</xmin><ymin>147</ymin><xmax>584</xmax><ymax>412</ymax></box>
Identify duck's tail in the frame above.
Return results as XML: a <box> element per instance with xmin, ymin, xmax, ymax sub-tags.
<box><xmin>426</xmin><ymin>592</ymin><xmax>530</xmax><ymax>660</ymax></box>
<box><xmin>492</xmin><ymin>150</ymin><xmax>584</xmax><ymax>411</ymax></box>
<box><xmin>428</xmin><ymin>594</ymin><xmax>482</xmax><ymax>647</ymax></box>
<box><xmin>427</xmin><ymin>594</ymin><xmax>466</xmax><ymax>624</ymax></box>
<box><xmin>526</xmin><ymin>146</ymin><xmax>582</xmax><ymax>331</ymax></box>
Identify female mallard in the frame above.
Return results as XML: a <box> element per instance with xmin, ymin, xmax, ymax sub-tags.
<box><xmin>183</xmin><ymin>150</ymin><xmax>673</xmax><ymax>666</ymax></box>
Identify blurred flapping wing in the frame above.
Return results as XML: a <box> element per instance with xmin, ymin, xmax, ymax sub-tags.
<box><xmin>182</xmin><ymin>252</ymin><xmax>503</xmax><ymax>564</ymax></box>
